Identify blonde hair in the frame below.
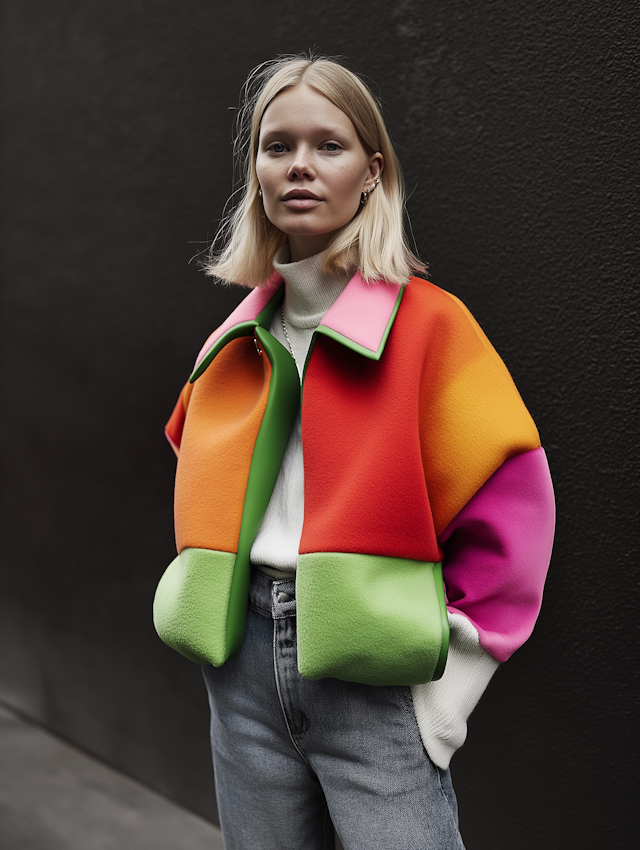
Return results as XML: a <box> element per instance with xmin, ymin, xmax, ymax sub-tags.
<box><xmin>205</xmin><ymin>54</ymin><xmax>426</xmax><ymax>287</ymax></box>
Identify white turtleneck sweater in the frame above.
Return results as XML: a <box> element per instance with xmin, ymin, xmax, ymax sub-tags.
<box><xmin>250</xmin><ymin>246</ymin><xmax>499</xmax><ymax>771</ymax></box>
<box><xmin>250</xmin><ymin>247</ymin><xmax>351</xmax><ymax>578</ymax></box>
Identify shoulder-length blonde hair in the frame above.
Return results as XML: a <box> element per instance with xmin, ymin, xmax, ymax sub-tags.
<box><xmin>205</xmin><ymin>54</ymin><xmax>426</xmax><ymax>287</ymax></box>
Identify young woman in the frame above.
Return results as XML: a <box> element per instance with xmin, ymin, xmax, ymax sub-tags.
<box><xmin>154</xmin><ymin>55</ymin><xmax>555</xmax><ymax>850</ymax></box>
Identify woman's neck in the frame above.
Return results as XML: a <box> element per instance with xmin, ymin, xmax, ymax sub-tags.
<box><xmin>287</xmin><ymin>230</ymin><xmax>340</xmax><ymax>262</ymax></box>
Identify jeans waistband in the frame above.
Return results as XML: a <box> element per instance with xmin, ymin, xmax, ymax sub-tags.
<box><xmin>249</xmin><ymin>570</ymin><xmax>297</xmax><ymax>620</ymax></box>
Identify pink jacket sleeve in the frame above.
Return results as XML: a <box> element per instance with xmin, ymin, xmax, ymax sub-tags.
<box><xmin>437</xmin><ymin>446</ymin><xmax>555</xmax><ymax>663</ymax></box>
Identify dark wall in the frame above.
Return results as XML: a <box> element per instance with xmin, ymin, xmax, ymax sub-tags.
<box><xmin>1</xmin><ymin>1</ymin><xmax>638</xmax><ymax>846</ymax></box>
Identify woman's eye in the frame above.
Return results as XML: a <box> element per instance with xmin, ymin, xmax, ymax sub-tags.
<box><xmin>269</xmin><ymin>143</ymin><xmax>287</xmax><ymax>153</ymax></box>
<box><xmin>323</xmin><ymin>142</ymin><xmax>340</xmax><ymax>152</ymax></box>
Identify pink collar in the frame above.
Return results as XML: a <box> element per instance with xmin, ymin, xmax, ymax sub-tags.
<box><xmin>193</xmin><ymin>271</ymin><xmax>404</xmax><ymax>375</ymax></box>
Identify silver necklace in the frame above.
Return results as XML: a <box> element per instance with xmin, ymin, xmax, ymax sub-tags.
<box><xmin>281</xmin><ymin>303</ymin><xmax>297</xmax><ymax>367</ymax></box>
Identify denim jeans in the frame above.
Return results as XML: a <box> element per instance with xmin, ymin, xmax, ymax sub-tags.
<box><xmin>202</xmin><ymin>571</ymin><xmax>466</xmax><ymax>850</ymax></box>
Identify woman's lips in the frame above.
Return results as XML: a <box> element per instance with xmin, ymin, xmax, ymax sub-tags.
<box><xmin>281</xmin><ymin>190</ymin><xmax>322</xmax><ymax>210</ymax></box>
<box><xmin>283</xmin><ymin>197</ymin><xmax>322</xmax><ymax>209</ymax></box>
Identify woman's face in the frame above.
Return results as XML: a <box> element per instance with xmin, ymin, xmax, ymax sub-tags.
<box><xmin>256</xmin><ymin>83</ymin><xmax>383</xmax><ymax>262</ymax></box>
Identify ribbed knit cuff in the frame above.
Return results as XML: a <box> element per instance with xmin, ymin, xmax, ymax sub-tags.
<box><xmin>410</xmin><ymin>613</ymin><xmax>499</xmax><ymax>769</ymax></box>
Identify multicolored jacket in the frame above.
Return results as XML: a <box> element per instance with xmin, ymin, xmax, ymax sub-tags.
<box><xmin>154</xmin><ymin>272</ymin><xmax>555</xmax><ymax>686</ymax></box>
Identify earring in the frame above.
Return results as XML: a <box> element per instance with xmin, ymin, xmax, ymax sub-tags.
<box><xmin>360</xmin><ymin>178</ymin><xmax>380</xmax><ymax>205</ymax></box>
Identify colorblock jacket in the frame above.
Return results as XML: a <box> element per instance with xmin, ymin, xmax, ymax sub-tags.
<box><xmin>155</xmin><ymin>272</ymin><xmax>555</xmax><ymax>688</ymax></box>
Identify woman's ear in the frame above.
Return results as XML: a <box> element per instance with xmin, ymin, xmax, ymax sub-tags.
<box><xmin>365</xmin><ymin>152</ymin><xmax>384</xmax><ymax>188</ymax></box>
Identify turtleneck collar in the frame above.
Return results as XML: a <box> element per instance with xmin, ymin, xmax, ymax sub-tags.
<box><xmin>273</xmin><ymin>246</ymin><xmax>353</xmax><ymax>330</ymax></box>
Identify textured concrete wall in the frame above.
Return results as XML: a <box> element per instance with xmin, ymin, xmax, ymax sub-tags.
<box><xmin>1</xmin><ymin>1</ymin><xmax>638</xmax><ymax>846</ymax></box>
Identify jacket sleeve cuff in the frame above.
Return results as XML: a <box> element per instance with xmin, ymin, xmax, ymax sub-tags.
<box><xmin>410</xmin><ymin>612</ymin><xmax>499</xmax><ymax>769</ymax></box>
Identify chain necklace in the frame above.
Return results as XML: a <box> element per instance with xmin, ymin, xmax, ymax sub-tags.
<box><xmin>281</xmin><ymin>303</ymin><xmax>298</xmax><ymax>368</ymax></box>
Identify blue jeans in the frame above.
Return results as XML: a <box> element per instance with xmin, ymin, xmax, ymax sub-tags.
<box><xmin>202</xmin><ymin>571</ymin><xmax>465</xmax><ymax>850</ymax></box>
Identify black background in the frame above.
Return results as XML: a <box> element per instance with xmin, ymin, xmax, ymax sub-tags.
<box><xmin>1</xmin><ymin>1</ymin><xmax>638</xmax><ymax>847</ymax></box>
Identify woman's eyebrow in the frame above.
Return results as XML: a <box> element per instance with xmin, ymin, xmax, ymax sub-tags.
<box><xmin>260</xmin><ymin>125</ymin><xmax>349</xmax><ymax>139</ymax></box>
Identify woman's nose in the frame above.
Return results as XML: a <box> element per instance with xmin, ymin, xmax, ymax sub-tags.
<box><xmin>287</xmin><ymin>148</ymin><xmax>315</xmax><ymax>180</ymax></box>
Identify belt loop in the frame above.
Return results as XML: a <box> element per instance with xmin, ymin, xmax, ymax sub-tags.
<box><xmin>271</xmin><ymin>578</ymin><xmax>297</xmax><ymax>619</ymax></box>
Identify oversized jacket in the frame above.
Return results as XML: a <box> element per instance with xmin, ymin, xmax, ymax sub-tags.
<box><xmin>154</xmin><ymin>271</ymin><xmax>555</xmax><ymax>688</ymax></box>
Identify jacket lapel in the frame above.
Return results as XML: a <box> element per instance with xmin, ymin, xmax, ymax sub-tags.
<box><xmin>317</xmin><ymin>272</ymin><xmax>404</xmax><ymax>360</ymax></box>
<box><xmin>191</xmin><ymin>269</ymin><xmax>405</xmax><ymax>382</ymax></box>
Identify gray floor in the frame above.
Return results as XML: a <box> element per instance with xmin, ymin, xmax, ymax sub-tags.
<box><xmin>0</xmin><ymin>703</ymin><xmax>225</xmax><ymax>850</ymax></box>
